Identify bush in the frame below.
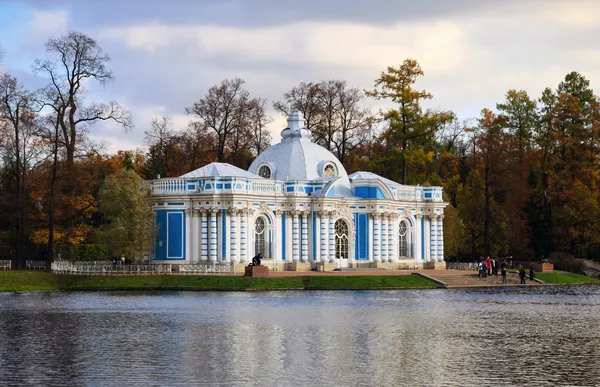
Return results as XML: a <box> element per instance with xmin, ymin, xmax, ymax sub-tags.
<box><xmin>53</xmin><ymin>244</ymin><xmax>111</xmax><ymax>261</ymax></box>
<box><xmin>548</xmin><ymin>252</ymin><xmax>585</xmax><ymax>274</ymax></box>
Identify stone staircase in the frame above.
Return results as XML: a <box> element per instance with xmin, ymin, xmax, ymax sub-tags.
<box><xmin>428</xmin><ymin>272</ymin><xmax>538</xmax><ymax>288</ymax></box>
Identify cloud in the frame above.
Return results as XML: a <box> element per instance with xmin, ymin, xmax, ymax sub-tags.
<box><xmin>5</xmin><ymin>0</ymin><xmax>600</xmax><ymax>154</ymax></box>
<box><xmin>30</xmin><ymin>9</ymin><xmax>69</xmax><ymax>36</ymax></box>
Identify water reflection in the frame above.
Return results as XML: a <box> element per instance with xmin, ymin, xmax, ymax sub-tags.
<box><xmin>0</xmin><ymin>287</ymin><xmax>598</xmax><ymax>386</ymax></box>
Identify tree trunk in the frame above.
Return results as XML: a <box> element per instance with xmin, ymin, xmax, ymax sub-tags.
<box><xmin>47</xmin><ymin>117</ymin><xmax>60</xmax><ymax>267</ymax></box>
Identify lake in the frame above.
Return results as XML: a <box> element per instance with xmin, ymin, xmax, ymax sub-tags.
<box><xmin>0</xmin><ymin>286</ymin><xmax>599</xmax><ymax>386</ymax></box>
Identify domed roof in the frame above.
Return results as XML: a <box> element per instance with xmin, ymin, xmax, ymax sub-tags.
<box><xmin>248</xmin><ymin>112</ymin><xmax>350</xmax><ymax>187</ymax></box>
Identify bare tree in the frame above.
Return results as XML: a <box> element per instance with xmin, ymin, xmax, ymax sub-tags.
<box><xmin>144</xmin><ymin>117</ymin><xmax>180</xmax><ymax>178</ymax></box>
<box><xmin>33</xmin><ymin>31</ymin><xmax>131</xmax><ymax>167</ymax></box>
<box><xmin>247</xmin><ymin>98</ymin><xmax>272</xmax><ymax>156</ymax></box>
<box><xmin>186</xmin><ymin>78</ymin><xmax>251</xmax><ymax>162</ymax></box>
<box><xmin>333</xmin><ymin>85</ymin><xmax>373</xmax><ymax>165</ymax></box>
<box><xmin>277</xmin><ymin>80</ymin><xmax>372</xmax><ymax>166</ymax></box>
<box><xmin>273</xmin><ymin>81</ymin><xmax>323</xmax><ymax>132</ymax></box>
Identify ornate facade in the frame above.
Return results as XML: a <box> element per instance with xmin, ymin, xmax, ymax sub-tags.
<box><xmin>150</xmin><ymin>112</ymin><xmax>448</xmax><ymax>270</ymax></box>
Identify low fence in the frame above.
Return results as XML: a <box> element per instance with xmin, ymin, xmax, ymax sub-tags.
<box><xmin>179</xmin><ymin>264</ymin><xmax>236</xmax><ymax>275</ymax></box>
<box><xmin>446</xmin><ymin>262</ymin><xmax>478</xmax><ymax>271</ymax></box>
<box><xmin>26</xmin><ymin>261</ymin><xmax>48</xmax><ymax>270</ymax></box>
<box><xmin>51</xmin><ymin>261</ymin><xmax>173</xmax><ymax>275</ymax></box>
<box><xmin>50</xmin><ymin>261</ymin><xmax>237</xmax><ymax>275</ymax></box>
<box><xmin>0</xmin><ymin>260</ymin><xmax>11</xmax><ymax>270</ymax></box>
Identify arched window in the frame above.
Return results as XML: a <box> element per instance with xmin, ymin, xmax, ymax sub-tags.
<box><xmin>399</xmin><ymin>220</ymin><xmax>409</xmax><ymax>257</ymax></box>
<box><xmin>254</xmin><ymin>217</ymin><xmax>266</xmax><ymax>256</ymax></box>
<box><xmin>258</xmin><ymin>164</ymin><xmax>271</xmax><ymax>179</ymax></box>
<box><xmin>335</xmin><ymin>219</ymin><xmax>349</xmax><ymax>259</ymax></box>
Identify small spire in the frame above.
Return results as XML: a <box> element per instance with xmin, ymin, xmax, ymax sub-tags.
<box><xmin>280</xmin><ymin>111</ymin><xmax>311</xmax><ymax>140</ymax></box>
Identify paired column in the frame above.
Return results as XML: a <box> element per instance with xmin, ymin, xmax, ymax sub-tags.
<box><xmin>301</xmin><ymin>211</ymin><xmax>309</xmax><ymax>262</ymax></box>
<box><xmin>388</xmin><ymin>214</ymin><xmax>396</xmax><ymax>261</ymax></box>
<box><xmin>200</xmin><ymin>209</ymin><xmax>208</xmax><ymax>261</ymax></box>
<box><xmin>437</xmin><ymin>214</ymin><xmax>445</xmax><ymax>262</ymax></box>
<box><xmin>372</xmin><ymin>213</ymin><xmax>381</xmax><ymax>262</ymax></box>
<box><xmin>292</xmin><ymin>210</ymin><xmax>300</xmax><ymax>262</ymax></box>
<box><xmin>328</xmin><ymin>211</ymin><xmax>336</xmax><ymax>261</ymax></box>
<box><xmin>229</xmin><ymin>208</ymin><xmax>239</xmax><ymax>264</ymax></box>
<box><xmin>319</xmin><ymin>211</ymin><xmax>329</xmax><ymax>262</ymax></box>
<box><xmin>381</xmin><ymin>213</ymin><xmax>388</xmax><ymax>262</ymax></box>
<box><xmin>240</xmin><ymin>209</ymin><xmax>248</xmax><ymax>263</ymax></box>
<box><xmin>209</xmin><ymin>208</ymin><xmax>218</xmax><ymax>262</ymax></box>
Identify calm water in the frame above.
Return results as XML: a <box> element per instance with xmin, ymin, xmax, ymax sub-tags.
<box><xmin>0</xmin><ymin>286</ymin><xmax>599</xmax><ymax>387</ymax></box>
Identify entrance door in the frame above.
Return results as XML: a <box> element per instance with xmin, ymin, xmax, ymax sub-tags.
<box><xmin>335</xmin><ymin>219</ymin><xmax>349</xmax><ymax>268</ymax></box>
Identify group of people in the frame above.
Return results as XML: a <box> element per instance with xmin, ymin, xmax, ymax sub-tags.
<box><xmin>477</xmin><ymin>256</ymin><xmax>508</xmax><ymax>283</ymax></box>
<box><xmin>477</xmin><ymin>256</ymin><xmax>536</xmax><ymax>285</ymax></box>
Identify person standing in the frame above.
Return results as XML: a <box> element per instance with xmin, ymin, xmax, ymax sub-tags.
<box><xmin>487</xmin><ymin>257</ymin><xmax>492</xmax><ymax>276</ymax></box>
<box><xmin>519</xmin><ymin>265</ymin><xmax>526</xmax><ymax>284</ymax></box>
<box><xmin>501</xmin><ymin>264</ymin><xmax>507</xmax><ymax>284</ymax></box>
<box><xmin>529</xmin><ymin>263</ymin><xmax>535</xmax><ymax>281</ymax></box>
<box><xmin>478</xmin><ymin>260</ymin><xmax>483</xmax><ymax>278</ymax></box>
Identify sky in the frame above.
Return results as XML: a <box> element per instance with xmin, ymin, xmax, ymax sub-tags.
<box><xmin>1</xmin><ymin>0</ymin><xmax>600</xmax><ymax>154</ymax></box>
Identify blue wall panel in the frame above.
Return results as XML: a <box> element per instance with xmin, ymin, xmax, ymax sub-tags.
<box><xmin>166</xmin><ymin>211</ymin><xmax>186</xmax><ymax>260</ymax></box>
<box><xmin>355</xmin><ymin>213</ymin><xmax>369</xmax><ymax>260</ymax></box>
<box><xmin>354</xmin><ymin>186</ymin><xmax>385</xmax><ymax>199</ymax></box>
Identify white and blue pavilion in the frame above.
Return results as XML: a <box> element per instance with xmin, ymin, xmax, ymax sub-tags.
<box><xmin>150</xmin><ymin>112</ymin><xmax>448</xmax><ymax>270</ymax></box>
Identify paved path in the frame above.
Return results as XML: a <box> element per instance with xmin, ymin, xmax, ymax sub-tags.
<box><xmin>424</xmin><ymin>272</ymin><xmax>540</xmax><ymax>288</ymax></box>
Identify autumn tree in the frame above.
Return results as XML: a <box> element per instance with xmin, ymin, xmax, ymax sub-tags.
<box><xmin>96</xmin><ymin>169</ymin><xmax>153</xmax><ymax>260</ymax></box>
<box><xmin>367</xmin><ymin>59</ymin><xmax>453</xmax><ymax>184</ymax></box>
<box><xmin>0</xmin><ymin>74</ymin><xmax>48</xmax><ymax>268</ymax></box>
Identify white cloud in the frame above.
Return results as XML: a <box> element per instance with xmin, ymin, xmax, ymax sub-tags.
<box><xmin>30</xmin><ymin>9</ymin><xmax>69</xmax><ymax>36</ymax></box>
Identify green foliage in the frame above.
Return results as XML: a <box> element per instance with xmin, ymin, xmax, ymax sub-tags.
<box><xmin>95</xmin><ymin>169</ymin><xmax>154</xmax><ymax>260</ymax></box>
<box><xmin>53</xmin><ymin>244</ymin><xmax>111</xmax><ymax>261</ymax></box>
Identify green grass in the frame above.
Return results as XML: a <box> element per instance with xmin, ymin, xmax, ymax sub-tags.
<box><xmin>536</xmin><ymin>270</ymin><xmax>600</xmax><ymax>284</ymax></box>
<box><xmin>304</xmin><ymin>274</ymin><xmax>438</xmax><ymax>289</ymax></box>
<box><xmin>0</xmin><ymin>272</ymin><xmax>438</xmax><ymax>292</ymax></box>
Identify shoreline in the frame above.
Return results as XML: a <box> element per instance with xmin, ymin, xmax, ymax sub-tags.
<box><xmin>0</xmin><ymin>270</ymin><xmax>597</xmax><ymax>293</ymax></box>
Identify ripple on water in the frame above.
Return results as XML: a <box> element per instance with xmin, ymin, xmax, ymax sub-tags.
<box><xmin>0</xmin><ymin>286</ymin><xmax>599</xmax><ymax>386</ymax></box>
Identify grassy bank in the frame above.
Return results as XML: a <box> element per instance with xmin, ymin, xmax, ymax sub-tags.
<box><xmin>536</xmin><ymin>270</ymin><xmax>600</xmax><ymax>284</ymax></box>
<box><xmin>0</xmin><ymin>272</ymin><xmax>438</xmax><ymax>292</ymax></box>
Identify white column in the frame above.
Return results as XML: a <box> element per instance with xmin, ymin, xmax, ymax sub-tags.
<box><xmin>373</xmin><ymin>213</ymin><xmax>381</xmax><ymax>262</ymax></box>
<box><xmin>438</xmin><ymin>214</ymin><xmax>445</xmax><ymax>262</ymax></box>
<box><xmin>273</xmin><ymin>210</ymin><xmax>282</xmax><ymax>263</ymax></box>
<box><xmin>301</xmin><ymin>211</ymin><xmax>309</xmax><ymax>262</ymax></box>
<box><xmin>209</xmin><ymin>208</ymin><xmax>218</xmax><ymax>263</ymax></box>
<box><xmin>200</xmin><ymin>210</ymin><xmax>208</xmax><ymax>262</ymax></box>
<box><xmin>388</xmin><ymin>214</ymin><xmax>395</xmax><ymax>261</ymax></box>
<box><xmin>328</xmin><ymin>211</ymin><xmax>336</xmax><ymax>261</ymax></box>
<box><xmin>424</xmin><ymin>215</ymin><xmax>431</xmax><ymax>262</ymax></box>
<box><xmin>319</xmin><ymin>211</ymin><xmax>328</xmax><ymax>262</ymax></box>
<box><xmin>229</xmin><ymin>208</ymin><xmax>239</xmax><ymax>264</ymax></box>
<box><xmin>193</xmin><ymin>209</ymin><xmax>201</xmax><ymax>263</ymax></box>
<box><xmin>240</xmin><ymin>209</ymin><xmax>248</xmax><ymax>263</ymax></box>
<box><xmin>415</xmin><ymin>215</ymin><xmax>422</xmax><ymax>261</ymax></box>
<box><xmin>185</xmin><ymin>208</ymin><xmax>192</xmax><ymax>262</ymax></box>
<box><xmin>292</xmin><ymin>210</ymin><xmax>300</xmax><ymax>262</ymax></box>
<box><xmin>381</xmin><ymin>214</ymin><xmax>388</xmax><ymax>262</ymax></box>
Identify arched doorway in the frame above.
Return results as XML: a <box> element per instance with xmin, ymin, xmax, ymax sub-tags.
<box><xmin>399</xmin><ymin>220</ymin><xmax>410</xmax><ymax>258</ymax></box>
<box><xmin>254</xmin><ymin>216</ymin><xmax>267</xmax><ymax>257</ymax></box>
<box><xmin>335</xmin><ymin>219</ymin><xmax>349</xmax><ymax>262</ymax></box>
